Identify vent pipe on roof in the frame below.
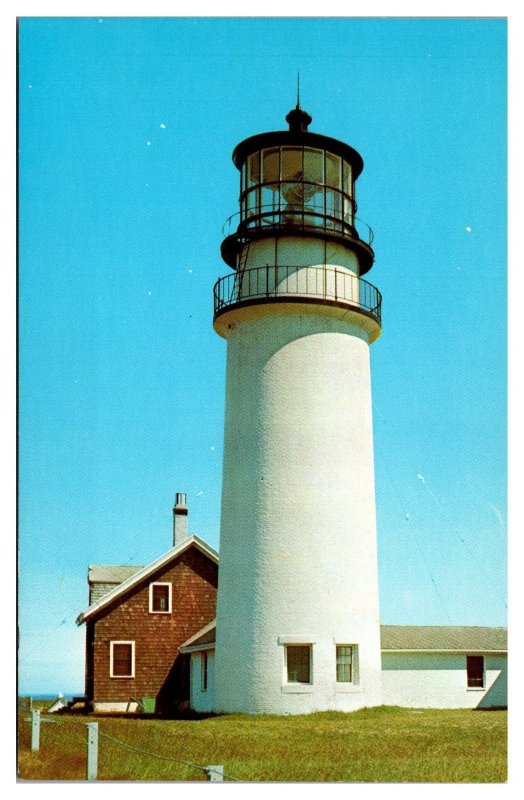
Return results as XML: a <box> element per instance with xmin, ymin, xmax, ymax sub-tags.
<box><xmin>173</xmin><ymin>492</ymin><xmax>189</xmax><ymax>547</ymax></box>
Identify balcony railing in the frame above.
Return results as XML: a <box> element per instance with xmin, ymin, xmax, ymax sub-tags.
<box><xmin>213</xmin><ymin>265</ymin><xmax>382</xmax><ymax>326</ymax></box>
<box><xmin>222</xmin><ymin>207</ymin><xmax>374</xmax><ymax>247</ymax></box>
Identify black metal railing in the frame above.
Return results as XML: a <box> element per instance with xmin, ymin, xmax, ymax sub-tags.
<box><xmin>213</xmin><ymin>265</ymin><xmax>381</xmax><ymax>326</ymax></box>
<box><xmin>222</xmin><ymin>207</ymin><xmax>374</xmax><ymax>247</ymax></box>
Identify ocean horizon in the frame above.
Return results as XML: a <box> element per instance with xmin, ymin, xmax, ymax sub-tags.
<box><xmin>18</xmin><ymin>693</ymin><xmax>79</xmax><ymax>701</ymax></box>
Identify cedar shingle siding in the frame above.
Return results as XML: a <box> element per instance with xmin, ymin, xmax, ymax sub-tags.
<box><xmin>87</xmin><ymin>546</ymin><xmax>217</xmax><ymax>713</ymax></box>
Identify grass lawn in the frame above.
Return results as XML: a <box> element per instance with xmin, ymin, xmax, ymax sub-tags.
<box><xmin>18</xmin><ymin>705</ymin><xmax>507</xmax><ymax>782</ymax></box>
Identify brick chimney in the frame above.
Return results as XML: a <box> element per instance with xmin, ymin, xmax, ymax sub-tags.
<box><xmin>173</xmin><ymin>492</ymin><xmax>189</xmax><ymax>547</ymax></box>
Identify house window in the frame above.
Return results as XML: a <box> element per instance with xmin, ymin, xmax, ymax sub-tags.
<box><xmin>201</xmin><ymin>652</ymin><xmax>208</xmax><ymax>692</ymax></box>
<box><xmin>149</xmin><ymin>582</ymin><xmax>172</xmax><ymax>613</ymax></box>
<box><xmin>110</xmin><ymin>641</ymin><xmax>134</xmax><ymax>678</ymax></box>
<box><xmin>467</xmin><ymin>655</ymin><xmax>485</xmax><ymax>688</ymax></box>
<box><xmin>286</xmin><ymin>645</ymin><xmax>311</xmax><ymax>684</ymax></box>
<box><xmin>336</xmin><ymin>645</ymin><xmax>358</xmax><ymax>683</ymax></box>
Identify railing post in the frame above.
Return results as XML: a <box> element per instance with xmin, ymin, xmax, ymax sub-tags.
<box><xmin>205</xmin><ymin>765</ymin><xmax>224</xmax><ymax>782</ymax></box>
<box><xmin>31</xmin><ymin>709</ymin><xmax>40</xmax><ymax>752</ymax></box>
<box><xmin>334</xmin><ymin>268</ymin><xmax>338</xmax><ymax>301</ymax></box>
<box><xmin>86</xmin><ymin>722</ymin><xmax>99</xmax><ymax>781</ymax></box>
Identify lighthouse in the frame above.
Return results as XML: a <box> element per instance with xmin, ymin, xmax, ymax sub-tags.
<box><xmin>213</xmin><ymin>102</ymin><xmax>383</xmax><ymax>714</ymax></box>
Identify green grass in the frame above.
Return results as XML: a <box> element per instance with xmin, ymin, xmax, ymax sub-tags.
<box><xmin>18</xmin><ymin>705</ymin><xmax>507</xmax><ymax>782</ymax></box>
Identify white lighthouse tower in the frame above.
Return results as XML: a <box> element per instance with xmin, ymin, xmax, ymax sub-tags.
<box><xmin>213</xmin><ymin>102</ymin><xmax>382</xmax><ymax>714</ymax></box>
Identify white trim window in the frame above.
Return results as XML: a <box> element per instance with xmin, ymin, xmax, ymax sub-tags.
<box><xmin>110</xmin><ymin>641</ymin><xmax>135</xmax><ymax>678</ymax></box>
<box><xmin>336</xmin><ymin>644</ymin><xmax>359</xmax><ymax>684</ymax></box>
<box><xmin>285</xmin><ymin>644</ymin><xmax>312</xmax><ymax>684</ymax></box>
<box><xmin>149</xmin><ymin>582</ymin><xmax>172</xmax><ymax>614</ymax></box>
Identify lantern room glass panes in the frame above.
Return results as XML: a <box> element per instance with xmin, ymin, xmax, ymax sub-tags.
<box><xmin>325</xmin><ymin>152</ymin><xmax>341</xmax><ymax>189</ymax></box>
<box><xmin>325</xmin><ymin>189</ymin><xmax>341</xmax><ymax>218</ymax></box>
<box><xmin>261</xmin><ymin>183</ymin><xmax>280</xmax><ymax>225</ymax></box>
<box><xmin>239</xmin><ymin>146</ymin><xmax>355</xmax><ymax>237</ymax></box>
<box><xmin>247</xmin><ymin>152</ymin><xmax>260</xmax><ymax>186</ymax></box>
<box><xmin>344</xmin><ymin>197</ymin><xmax>353</xmax><ymax>225</ymax></box>
<box><xmin>304</xmin><ymin>148</ymin><xmax>324</xmax><ymax>184</ymax></box>
<box><xmin>262</xmin><ymin>148</ymin><xmax>279</xmax><ymax>183</ymax></box>
<box><xmin>281</xmin><ymin>147</ymin><xmax>303</xmax><ymax>180</ymax></box>
<box><xmin>343</xmin><ymin>160</ymin><xmax>352</xmax><ymax>195</ymax></box>
<box><xmin>247</xmin><ymin>187</ymin><xmax>259</xmax><ymax>215</ymax></box>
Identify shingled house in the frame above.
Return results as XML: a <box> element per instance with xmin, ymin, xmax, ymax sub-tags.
<box><xmin>76</xmin><ymin>495</ymin><xmax>218</xmax><ymax>714</ymax></box>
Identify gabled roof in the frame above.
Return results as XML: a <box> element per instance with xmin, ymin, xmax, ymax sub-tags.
<box><xmin>178</xmin><ymin>622</ymin><xmax>508</xmax><ymax>655</ymax></box>
<box><xmin>380</xmin><ymin>625</ymin><xmax>507</xmax><ymax>652</ymax></box>
<box><xmin>179</xmin><ymin>619</ymin><xmax>217</xmax><ymax>653</ymax></box>
<box><xmin>88</xmin><ymin>565</ymin><xmax>143</xmax><ymax>584</ymax></box>
<box><xmin>76</xmin><ymin>535</ymin><xmax>218</xmax><ymax>626</ymax></box>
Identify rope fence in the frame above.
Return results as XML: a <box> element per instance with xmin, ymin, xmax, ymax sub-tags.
<box><xmin>25</xmin><ymin>709</ymin><xmax>241</xmax><ymax>782</ymax></box>
<box><xmin>98</xmin><ymin>729</ymin><xmax>240</xmax><ymax>782</ymax></box>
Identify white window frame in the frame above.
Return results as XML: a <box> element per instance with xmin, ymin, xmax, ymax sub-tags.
<box><xmin>149</xmin><ymin>582</ymin><xmax>172</xmax><ymax>614</ymax></box>
<box><xmin>110</xmin><ymin>640</ymin><xmax>135</xmax><ymax>679</ymax></box>
<box><xmin>335</xmin><ymin>644</ymin><xmax>359</xmax><ymax>684</ymax></box>
<box><xmin>277</xmin><ymin>637</ymin><xmax>315</xmax><ymax>693</ymax></box>
<box><xmin>334</xmin><ymin>641</ymin><xmax>361</xmax><ymax>693</ymax></box>
<box><xmin>285</xmin><ymin>643</ymin><xmax>312</xmax><ymax>685</ymax></box>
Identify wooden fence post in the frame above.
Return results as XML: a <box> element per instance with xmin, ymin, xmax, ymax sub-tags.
<box><xmin>31</xmin><ymin>709</ymin><xmax>40</xmax><ymax>752</ymax></box>
<box><xmin>205</xmin><ymin>765</ymin><xmax>224</xmax><ymax>782</ymax></box>
<box><xmin>86</xmin><ymin>722</ymin><xmax>99</xmax><ymax>781</ymax></box>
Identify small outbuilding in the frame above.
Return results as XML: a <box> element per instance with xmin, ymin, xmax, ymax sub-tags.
<box><xmin>381</xmin><ymin>625</ymin><xmax>507</xmax><ymax>709</ymax></box>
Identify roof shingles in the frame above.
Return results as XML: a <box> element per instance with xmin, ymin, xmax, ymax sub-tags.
<box><xmin>179</xmin><ymin>623</ymin><xmax>507</xmax><ymax>653</ymax></box>
<box><xmin>380</xmin><ymin>625</ymin><xmax>507</xmax><ymax>652</ymax></box>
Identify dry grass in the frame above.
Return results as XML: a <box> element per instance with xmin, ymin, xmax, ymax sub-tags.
<box><xmin>17</xmin><ymin>705</ymin><xmax>507</xmax><ymax>783</ymax></box>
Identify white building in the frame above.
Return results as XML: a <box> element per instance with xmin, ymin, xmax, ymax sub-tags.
<box><xmin>181</xmin><ymin>622</ymin><xmax>507</xmax><ymax>713</ymax></box>
<box><xmin>380</xmin><ymin>626</ymin><xmax>507</xmax><ymax>709</ymax></box>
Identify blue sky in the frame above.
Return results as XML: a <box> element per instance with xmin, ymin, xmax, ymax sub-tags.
<box><xmin>18</xmin><ymin>16</ymin><xmax>507</xmax><ymax>694</ymax></box>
